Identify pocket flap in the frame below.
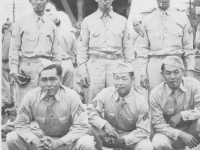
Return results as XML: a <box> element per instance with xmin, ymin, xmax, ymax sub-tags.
<box><xmin>106</xmin><ymin>112</ymin><xmax>115</xmax><ymax>119</ymax></box>
<box><xmin>90</xmin><ymin>30</ymin><xmax>100</xmax><ymax>38</ymax></box>
<box><xmin>59</xmin><ymin>116</ymin><xmax>69</xmax><ymax>124</ymax></box>
<box><xmin>113</xmin><ymin>30</ymin><xmax>123</xmax><ymax>37</ymax></box>
<box><xmin>35</xmin><ymin>117</ymin><xmax>45</xmax><ymax>124</ymax></box>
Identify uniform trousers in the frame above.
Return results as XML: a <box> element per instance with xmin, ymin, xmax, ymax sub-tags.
<box><xmin>6</xmin><ymin>131</ymin><xmax>95</xmax><ymax>150</ymax></box>
<box><xmin>132</xmin><ymin>59</ymin><xmax>148</xmax><ymax>103</ymax></box>
<box><xmin>85</xmin><ymin>58</ymin><xmax>123</xmax><ymax>105</ymax></box>
<box><xmin>152</xmin><ymin>119</ymin><xmax>200</xmax><ymax>150</ymax></box>
<box><xmin>61</xmin><ymin>59</ymin><xmax>74</xmax><ymax>89</ymax></box>
<box><xmin>2</xmin><ymin>61</ymin><xmax>13</xmax><ymax>105</ymax></box>
<box><xmin>16</xmin><ymin>60</ymin><xmax>43</xmax><ymax>110</ymax></box>
<box><xmin>88</xmin><ymin>125</ymin><xmax>153</xmax><ymax>150</ymax></box>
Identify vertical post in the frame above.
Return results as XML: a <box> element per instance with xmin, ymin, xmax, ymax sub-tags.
<box><xmin>13</xmin><ymin>0</ymin><xmax>15</xmax><ymax>23</ymax></box>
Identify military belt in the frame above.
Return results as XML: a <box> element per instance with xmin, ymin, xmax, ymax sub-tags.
<box><xmin>89</xmin><ymin>54</ymin><xmax>122</xmax><ymax>60</ymax></box>
<box><xmin>150</xmin><ymin>54</ymin><xmax>182</xmax><ymax>59</ymax></box>
<box><xmin>20</xmin><ymin>56</ymin><xmax>50</xmax><ymax>63</ymax></box>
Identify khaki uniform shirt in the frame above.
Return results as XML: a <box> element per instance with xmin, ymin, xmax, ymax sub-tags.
<box><xmin>78</xmin><ymin>9</ymin><xmax>134</xmax><ymax>75</ymax></box>
<box><xmin>131</xmin><ymin>31</ymin><xmax>141</xmax><ymax>55</ymax></box>
<box><xmin>9</xmin><ymin>13</ymin><xmax>61</xmax><ymax>74</ymax></box>
<box><xmin>2</xmin><ymin>26</ymin><xmax>12</xmax><ymax>61</ymax></box>
<box><xmin>150</xmin><ymin>77</ymin><xmax>200</xmax><ymax>140</ymax></box>
<box><xmin>88</xmin><ymin>86</ymin><xmax>150</xmax><ymax>145</ymax></box>
<box><xmin>15</xmin><ymin>85</ymin><xmax>88</xmax><ymax>145</ymax></box>
<box><xmin>137</xmin><ymin>7</ymin><xmax>194</xmax><ymax>75</ymax></box>
<box><xmin>195</xmin><ymin>24</ymin><xmax>200</xmax><ymax>50</ymax></box>
<box><xmin>57</xmin><ymin>27</ymin><xmax>77</xmax><ymax>60</ymax></box>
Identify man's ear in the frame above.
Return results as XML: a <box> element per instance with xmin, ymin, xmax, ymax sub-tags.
<box><xmin>60</xmin><ymin>76</ymin><xmax>63</xmax><ymax>83</ymax></box>
<box><xmin>131</xmin><ymin>76</ymin><xmax>135</xmax><ymax>81</ymax></box>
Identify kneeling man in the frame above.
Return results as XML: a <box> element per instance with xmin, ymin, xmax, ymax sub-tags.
<box><xmin>88</xmin><ymin>62</ymin><xmax>153</xmax><ymax>150</ymax></box>
<box><xmin>150</xmin><ymin>56</ymin><xmax>200</xmax><ymax>150</ymax></box>
<box><xmin>6</xmin><ymin>59</ymin><xmax>94</xmax><ymax>150</ymax></box>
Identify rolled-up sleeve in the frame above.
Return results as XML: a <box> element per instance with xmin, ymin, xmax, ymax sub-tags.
<box><xmin>150</xmin><ymin>90</ymin><xmax>181</xmax><ymax>140</ymax></box>
<box><xmin>182</xmin><ymin>16</ymin><xmax>195</xmax><ymax>71</ymax></box>
<box><xmin>60</xmin><ymin>93</ymin><xmax>89</xmax><ymax>145</ymax></box>
<box><xmin>77</xmin><ymin>19</ymin><xmax>90</xmax><ymax>76</ymax></box>
<box><xmin>123</xmin><ymin>101</ymin><xmax>150</xmax><ymax>145</ymax></box>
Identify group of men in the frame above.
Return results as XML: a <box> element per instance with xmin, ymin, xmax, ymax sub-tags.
<box><xmin>2</xmin><ymin>0</ymin><xmax>200</xmax><ymax>150</ymax></box>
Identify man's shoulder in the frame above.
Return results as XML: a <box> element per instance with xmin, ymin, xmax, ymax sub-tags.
<box><xmin>134</xmin><ymin>90</ymin><xmax>148</xmax><ymax>106</ymax></box>
<box><xmin>23</xmin><ymin>87</ymin><xmax>41</xmax><ymax>100</ymax></box>
<box><xmin>183</xmin><ymin>77</ymin><xmax>200</xmax><ymax>87</ymax></box>
<box><xmin>143</xmin><ymin>9</ymin><xmax>158</xmax><ymax>23</ymax></box>
<box><xmin>112</xmin><ymin>11</ymin><xmax>127</xmax><ymax>21</ymax></box>
<box><xmin>150</xmin><ymin>82</ymin><xmax>164</xmax><ymax>98</ymax></box>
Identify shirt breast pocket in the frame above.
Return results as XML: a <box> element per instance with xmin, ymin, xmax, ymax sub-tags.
<box><xmin>89</xmin><ymin>30</ymin><xmax>101</xmax><ymax>47</ymax></box>
<box><xmin>22</xmin><ymin>30</ymin><xmax>37</xmax><ymax>52</ymax></box>
<box><xmin>163</xmin><ymin>108</ymin><xmax>174</xmax><ymax>122</ymax></box>
<box><xmin>111</xmin><ymin>29</ymin><xmax>123</xmax><ymax>47</ymax></box>
<box><xmin>170</xmin><ymin>30</ymin><xmax>183</xmax><ymax>46</ymax></box>
<box><xmin>105</xmin><ymin>112</ymin><xmax>117</xmax><ymax>127</ymax></box>
<box><xmin>35</xmin><ymin>117</ymin><xmax>46</xmax><ymax>130</ymax></box>
<box><xmin>58</xmin><ymin>115</ymin><xmax>71</xmax><ymax>133</ymax></box>
<box><xmin>59</xmin><ymin>116</ymin><xmax>70</xmax><ymax>124</ymax></box>
<box><xmin>149</xmin><ymin>31</ymin><xmax>162</xmax><ymax>49</ymax></box>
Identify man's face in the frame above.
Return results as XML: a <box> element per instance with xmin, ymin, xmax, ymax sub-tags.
<box><xmin>157</xmin><ymin>0</ymin><xmax>170</xmax><ymax>10</ymax></box>
<box><xmin>114</xmin><ymin>72</ymin><xmax>133</xmax><ymax>97</ymax></box>
<box><xmin>161</xmin><ymin>65</ymin><xmax>183</xmax><ymax>90</ymax></box>
<box><xmin>30</xmin><ymin>0</ymin><xmax>48</xmax><ymax>14</ymax></box>
<box><xmin>96</xmin><ymin>0</ymin><xmax>113</xmax><ymax>12</ymax></box>
<box><xmin>133</xmin><ymin>21</ymin><xmax>141</xmax><ymax>34</ymax></box>
<box><xmin>39</xmin><ymin>68</ymin><xmax>62</xmax><ymax>97</ymax></box>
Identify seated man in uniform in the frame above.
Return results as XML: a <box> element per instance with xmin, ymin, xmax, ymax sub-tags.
<box><xmin>87</xmin><ymin>62</ymin><xmax>153</xmax><ymax>150</ymax></box>
<box><xmin>150</xmin><ymin>56</ymin><xmax>200</xmax><ymax>150</ymax></box>
<box><xmin>6</xmin><ymin>59</ymin><xmax>95</xmax><ymax>150</ymax></box>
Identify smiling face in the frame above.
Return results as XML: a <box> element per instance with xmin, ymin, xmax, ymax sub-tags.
<box><xmin>39</xmin><ymin>68</ymin><xmax>62</xmax><ymax>97</ymax></box>
<box><xmin>96</xmin><ymin>0</ymin><xmax>114</xmax><ymax>12</ymax></box>
<box><xmin>161</xmin><ymin>64</ymin><xmax>183</xmax><ymax>90</ymax></box>
<box><xmin>113</xmin><ymin>72</ymin><xmax>134</xmax><ymax>97</ymax></box>
<box><xmin>157</xmin><ymin>0</ymin><xmax>170</xmax><ymax>10</ymax></box>
<box><xmin>133</xmin><ymin>21</ymin><xmax>141</xmax><ymax>34</ymax></box>
<box><xmin>29</xmin><ymin>0</ymin><xmax>49</xmax><ymax>15</ymax></box>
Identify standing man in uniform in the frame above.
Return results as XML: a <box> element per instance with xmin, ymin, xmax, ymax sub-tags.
<box><xmin>49</xmin><ymin>14</ymin><xmax>77</xmax><ymax>89</ymax></box>
<box><xmin>9</xmin><ymin>0</ymin><xmax>61</xmax><ymax>109</ymax></box>
<box><xmin>6</xmin><ymin>60</ymin><xmax>95</xmax><ymax>150</ymax></box>
<box><xmin>150</xmin><ymin>56</ymin><xmax>200</xmax><ymax>150</ymax></box>
<box><xmin>2</xmin><ymin>21</ymin><xmax>13</xmax><ymax>108</ymax></box>
<box><xmin>78</xmin><ymin>0</ymin><xmax>134</xmax><ymax>104</ymax></box>
<box><xmin>137</xmin><ymin>0</ymin><xmax>195</xmax><ymax>91</ymax></box>
<box><xmin>88</xmin><ymin>62</ymin><xmax>153</xmax><ymax>150</ymax></box>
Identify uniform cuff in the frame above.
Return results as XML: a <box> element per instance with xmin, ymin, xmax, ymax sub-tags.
<box><xmin>60</xmin><ymin>136</ymin><xmax>74</xmax><ymax>146</ymax></box>
<box><xmin>123</xmin><ymin>134</ymin><xmax>135</xmax><ymax>145</ymax></box>
<box><xmin>180</xmin><ymin>111</ymin><xmax>189</xmax><ymax>121</ymax></box>
<box><xmin>94</xmin><ymin>119</ymin><xmax>108</xmax><ymax>129</ymax></box>
<box><xmin>16</xmin><ymin>132</ymin><xmax>38</xmax><ymax>144</ymax></box>
<box><xmin>172</xmin><ymin>128</ymin><xmax>182</xmax><ymax>140</ymax></box>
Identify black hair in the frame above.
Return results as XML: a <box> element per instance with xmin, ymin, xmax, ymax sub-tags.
<box><xmin>113</xmin><ymin>71</ymin><xmax>134</xmax><ymax>78</ymax></box>
<box><xmin>39</xmin><ymin>64</ymin><xmax>62</xmax><ymax>77</ymax></box>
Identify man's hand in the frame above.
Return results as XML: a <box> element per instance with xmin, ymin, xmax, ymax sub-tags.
<box><xmin>179</xmin><ymin>131</ymin><xmax>199</xmax><ymax>149</ymax></box>
<box><xmin>38</xmin><ymin>137</ymin><xmax>51</xmax><ymax>150</ymax></box>
<box><xmin>168</xmin><ymin>113</ymin><xmax>182</xmax><ymax>128</ymax></box>
<box><xmin>103</xmin><ymin>122</ymin><xmax>119</xmax><ymax>139</ymax></box>
<box><xmin>80</xmin><ymin>73</ymin><xmax>90</xmax><ymax>88</ymax></box>
<box><xmin>11</xmin><ymin>73</ymin><xmax>27</xmax><ymax>85</ymax></box>
<box><xmin>114</xmin><ymin>136</ymin><xmax>125</xmax><ymax>145</ymax></box>
<box><xmin>140</xmin><ymin>75</ymin><xmax>149</xmax><ymax>89</ymax></box>
<box><xmin>186</xmin><ymin>70</ymin><xmax>194</xmax><ymax>78</ymax></box>
<box><xmin>51</xmin><ymin>139</ymin><xmax>64</xmax><ymax>150</ymax></box>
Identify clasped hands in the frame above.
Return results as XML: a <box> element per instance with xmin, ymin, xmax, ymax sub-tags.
<box><xmin>103</xmin><ymin>122</ymin><xmax>125</xmax><ymax>145</ymax></box>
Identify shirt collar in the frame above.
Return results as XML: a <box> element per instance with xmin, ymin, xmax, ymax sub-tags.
<box><xmin>165</xmin><ymin>79</ymin><xmax>186</xmax><ymax>96</ymax></box>
<box><xmin>39</xmin><ymin>85</ymin><xmax>64</xmax><ymax>101</ymax></box>
<box><xmin>158</xmin><ymin>7</ymin><xmax>173</xmax><ymax>16</ymax></box>
<box><xmin>113</xmin><ymin>88</ymin><xmax>134</xmax><ymax>103</ymax></box>
<box><xmin>96</xmin><ymin>7</ymin><xmax>114</xmax><ymax>18</ymax></box>
<box><xmin>32</xmin><ymin>12</ymin><xmax>45</xmax><ymax>23</ymax></box>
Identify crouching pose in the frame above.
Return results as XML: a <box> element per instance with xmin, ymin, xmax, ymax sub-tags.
<box><xmin>87</xmin><ymin>62</ymin><xmax>153</xmax><ymax>150</ymax></box>
<box><xmin>6</xmin><ymin>59</ymin><xmax>95</xmax><ymax>150</ymax></box>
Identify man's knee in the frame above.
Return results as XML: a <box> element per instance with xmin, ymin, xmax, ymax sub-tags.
<box><xmin>152</xmin><ymin>133</ymin><xmax>173</xmax><ymax>150</ymax></box>
<box><xmin>6</xmin><ymin>131</ymin><xmax>20</xmax><ymax>148</ymax></box>
<box><xmin>77</xmin><ymin>135</ymin><xmax>95</xmax><ymax>150</ymax></box>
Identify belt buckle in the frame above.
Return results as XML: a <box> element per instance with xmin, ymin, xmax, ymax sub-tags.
<box><xmin>106</xmin><ymin>54</ymin><xmax>113</xmax><ymax>59</ymax></box>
